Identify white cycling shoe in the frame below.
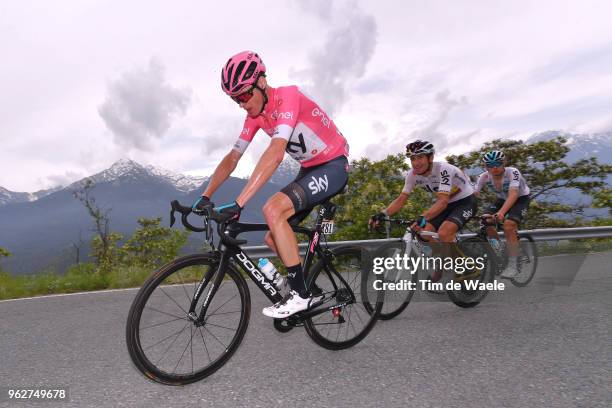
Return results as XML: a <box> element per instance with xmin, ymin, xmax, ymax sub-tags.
<box><xmin>500</xmin><ymin>264</ymin><xmax>519</xmax><ymax>279</ymax></box>
<box><xmin>262</xmin><ymin>290</ymin><xmax>323</xmax><ymax>318</ymax></box>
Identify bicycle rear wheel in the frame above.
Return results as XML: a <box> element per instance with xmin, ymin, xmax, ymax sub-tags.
<box><xmin>303</xmin><ymin>246</ymin><xmax>382</xmax><ymax>350</ymax></box>
<box><xmin>126</xmin><ymin>253</ymin><xmax>250</xmax><ymax>385</ymax></box>
<box><xmin>511</xmin><ymin>234</ymin><xmax>538</xmax><ymax>287</ymax></box>
<box><xmin>364</xmin><ymin>241</ymin><xmax>417</xmax><ymax>320</ymax></box>
<box><xmin>446</xmin><ymin>237</ymin><xmax>494</xmax><ymax>308</ymax></box>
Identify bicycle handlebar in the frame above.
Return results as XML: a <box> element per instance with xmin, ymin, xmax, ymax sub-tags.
<box><xmin>169</xmin><ymin>200</ymin><xmax>247</xmax><ymax>247</ymax></box>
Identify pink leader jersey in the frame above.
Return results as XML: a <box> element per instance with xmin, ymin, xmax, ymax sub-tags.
<box><xmin>232</xmin><ymin>86</ymin><xmax>349</xmax><ymax>167</ymax></box>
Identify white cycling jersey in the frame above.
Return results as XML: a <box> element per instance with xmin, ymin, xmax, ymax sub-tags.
<box><xmin>475</xmin><ymin>167</ymin><xmax>530</xmax><ymax>200</ymax></box>
<box><xmin>402</xmin><ymin>162</ymin><xmax>474</xmax><ymax>203</ymax></box>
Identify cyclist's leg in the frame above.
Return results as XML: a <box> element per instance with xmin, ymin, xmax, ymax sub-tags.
<box><xmin>262</xmin><ymin>156</ymin><xmax>348</xmax><ymax>317</ymax></box>
<box><xmin>437</xmin><ymin>195</ymin><xmax>478</xmax><ymax>271</ymax></box>
<box><xmin>504</xmin><ymin>195</ymin><xmax>530</xmax><ymax>257</ymax></box>
<box><xmin>484</xmin><ymin>199</ymin><xmax>503</xmax><ymax>240</ymax></box>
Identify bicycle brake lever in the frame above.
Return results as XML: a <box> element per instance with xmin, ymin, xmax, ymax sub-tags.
<box><xmin>170</xmin><ymin>208</ymin><xmax>176</xmax><ymax>227</ymax></box>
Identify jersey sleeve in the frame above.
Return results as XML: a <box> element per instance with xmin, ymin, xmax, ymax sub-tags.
<box><xmin>508</xmin><ymin>167</ymin><xmax>521</xmax><ymax>189</ymax></box>
<box><xmin>401</xmin><ymin>171</ymin><xmax>416</xmax><ymax>194</ymax></box>
<box><xmin>475</xmin><ymin>172</ymin><xmax>487</xmax><ymax>193</ymax></box>
<box><xmin>232</xmin><ymin>116</ymin><xmax>260</xmax><ymax>154</ymax></box>
<box><xmin>271</xmin><ymin>86</ymin><xmax>300</xmax><ymax>141</ymax></box>
<box><xmin>436</xmin><ymin>163</ymin><xmax>453</xmax><ymax>195</ymax></box>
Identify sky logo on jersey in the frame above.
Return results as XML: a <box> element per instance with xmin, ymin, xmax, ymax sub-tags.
<box><xmin>441</xmin><ymin>170</ymin><xmax>450</xmax><ymax>186</ymax></box>
<box><xmin>308</xmin><ymin>175</ymin><xmax>329</xmax><ymax>194</ymax></box>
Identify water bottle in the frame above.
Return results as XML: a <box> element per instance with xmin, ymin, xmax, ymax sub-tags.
<box><xmin>422</xmin><ymin>244</ymin><xmax>433</xmax><ymax>257</ymax></box>
<box><xmin>489</xmin><ymin>238</ymin><xmax>502</xmax><ymax>256</ymax></box>
<box><xmin>258</xmin><ymin>258</ymin><xmax>284</xmax><ymax>290</ymax></box>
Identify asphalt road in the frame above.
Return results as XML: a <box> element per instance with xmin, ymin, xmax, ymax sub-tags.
<box><xmin>0</xmin><ymin>252</ymin><xmax>610</xmax><ymax>408</ymax></box>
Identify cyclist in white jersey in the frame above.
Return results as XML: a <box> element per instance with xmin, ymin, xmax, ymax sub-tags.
<box><xmin>369</xmin><ymin>140</ymin><xmax>477</xmax><ymax>280</ymax></box>
<box><xmin>191</xmin><ymin>51</ymin><xmax>349</xmax><ymax>317</ymax></box>
<box><xmin>475</xmin><ymin>150</ymin><xmax>531</xmax><ymax>278</ymax></box>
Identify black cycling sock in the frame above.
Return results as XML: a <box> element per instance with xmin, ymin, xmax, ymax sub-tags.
<box><xmin>286</xmin><ymin>264</ymin><xmax>308</xmax><ymax>298</ymax></box>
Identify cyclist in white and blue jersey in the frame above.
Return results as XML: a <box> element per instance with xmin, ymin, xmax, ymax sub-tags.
<box><xmin>474</xmin><ymin>150</ymin><xmax>531</xmax><ymax>278</ymax></box>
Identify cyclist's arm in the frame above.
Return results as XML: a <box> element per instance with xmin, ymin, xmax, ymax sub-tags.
<box><xmin>202</xmin><ymin>149</ymin><xmax>243</xmax><ymax>198</ymax></box>
<box><xmin>473</xmin><ymin>172</ymin><xmax>487</xmax><ymax>198</ymax></box>
<box><xmin>497</xmin><ymin>188</ymin><xmax>519</xmax><ymax>217</ymax></box>
<box><xmin>421</xmin><ymin>192</ymin><xmax>450</xmax><ymax>221</ymax></box>
<box><xmin>385</xmin><ymin>192</ymin><xmax>409</xmax><ymax>216</ymax></box>
<box><xmin>236</xmin><ymin>138</ymin><xmax>287</xmax><ymax>207</ymax></box>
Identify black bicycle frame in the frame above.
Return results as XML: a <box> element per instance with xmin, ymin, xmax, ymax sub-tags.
<box><xmin>189</xmin><ymin>201</ymin><xmax>339</xmax><ymax>324</ymax></box>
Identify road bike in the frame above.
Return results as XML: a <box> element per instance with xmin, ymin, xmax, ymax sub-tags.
<box><xmin>477</xmin><ymin>215</ymin><xmax>538</xmax><ymax>287</ymax></box>
<box><xmin>126</xmin><ymin>200</ymin><xmax>382</xmax><ymax>385</ymax></box>
<box><xmin>365</xmin><ymin>218</ymin><xmax>495</xmax><ymax>320</ymax></box>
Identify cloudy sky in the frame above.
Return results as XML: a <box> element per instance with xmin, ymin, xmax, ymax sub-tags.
<box><xmin>2</xmin><ymin>0</ymin><xmax>612</xmax><ymax>192</ymax></box>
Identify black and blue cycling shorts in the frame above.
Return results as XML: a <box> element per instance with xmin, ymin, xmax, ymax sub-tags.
<box><xmin>429</xmin><ymin>194</ymin><xmax>478</xmax><ymax>230</ymax></box>
<box><xmin>485</xmin><ymin>195</ymin><xmax>531</xmax><ymax>225</ymax></box>
<box><xmin>280</xmin><ymin>155</ymin><xmax>349</xmax><ymax>225</ymax></box>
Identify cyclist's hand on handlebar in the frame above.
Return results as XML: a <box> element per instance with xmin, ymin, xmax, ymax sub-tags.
<box><xmin>215</xmin><ymin>201</ymin><xmax>242</xmax><ymax>222</ymax></box>
<box><xmin>494</xmin><ymin>212</ymin><xmax>505</xmax><ymax>224</ymax></box>
<box><xmin>369</xmin><ymin>212</ymin><xmax>386</xmax><ymax>226</ymax></box>
<box><xmin>368</xmin><ymin>212</ymin><xmax>386</xmax><ymax>232</ymax></box>
<box><xmin>411</xmin><ymin>215</ymin><xmax>427</xmax><ymax>232</ymax></box>
<box><xmin>192</xmin><ymin>195</ymin><xmax>214</xmax><ymax>215</ymax></box>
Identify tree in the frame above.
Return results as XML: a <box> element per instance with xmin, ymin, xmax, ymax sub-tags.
<box><xmin>73</xmin><ymin>179</ymin><xmax>122</xmax><ymax>273</ymax></box>
<box><xmin>332</xmin><ymin>154</ymin><xmax>432</xmax><ymax>240</ymax></box>
<box><xmin>0</xmin><ymin>247</ymin><xmax>10</xmax><ymax>273</ymax></box>
<box><xmin>446</xmin><ymin>137</ymin><xmax>612</xmax><ymax>228</ymax></box>
<box><xmin>120</xmin><ymin>217</ymin><xmax>189</xmax><ymax>267</ymax></box>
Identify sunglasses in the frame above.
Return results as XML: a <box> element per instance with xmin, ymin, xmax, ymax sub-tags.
<box><xmin>232</xmin><ymin>87</ymin><xmax>254</xmax><ymax>104</ymax></box>
<box><xmin>486</xmin><ymin>162</ymin><xmax>503</xmax><ymax>168</ymax></box>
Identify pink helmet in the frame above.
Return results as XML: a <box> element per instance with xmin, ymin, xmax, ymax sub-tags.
<box><xmin>221</xmin><ymin>51</ymin><xmax>266</xmax><ymax>96</ymax></box>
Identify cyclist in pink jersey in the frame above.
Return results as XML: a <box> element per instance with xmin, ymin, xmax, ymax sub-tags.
<box><xmin>192</xmin><ymin>51</ymin><xmax>350</xmax><ymax>318</ymax></box>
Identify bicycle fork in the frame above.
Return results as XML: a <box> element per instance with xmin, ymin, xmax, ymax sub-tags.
<box><xmin>187</xmin><ymin>252</ymin><xmax>227</xmax><ymax>327</ymax></box>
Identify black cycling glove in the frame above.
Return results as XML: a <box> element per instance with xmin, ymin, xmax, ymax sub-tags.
<box><xmin>192</xmin><ymin>195</ymin><xmax>213</xmax><ymax>215</ymax></box>
<box><xmin>216</xmin><ymin>201</ymin><xmax>242</xmax><ymax>222</ymax></box>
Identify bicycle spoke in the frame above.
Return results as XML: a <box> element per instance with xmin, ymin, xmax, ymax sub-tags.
<box><xmin>153</xmin><ymin>322</ymin><xmax>190</xmax><ymax>366</ymax></box>
<box><xmin>159</xmin><ymin>286</ymin><xmax>188</xmax><ymax>315</ymax></box>
<box><xmin>197</xmin><ymin>326</ymin><xmax>212</xmax><ymax>363</ymax></box>
<box><xmin>143</xmin><ymin>322</ymin><xmax>190</xmax><ymax>351</ymax></box>
<box><xmin>144</xmin><ymin>306</ymin><xmax>187</xmax><ymax>321</ymax></box>
<box><xmin>205</xmin><ymin>310</ymin><xmax>242</xmax><ymax>318</ymax></box>
<box><xmin>204</xmin><ymin>326</ymin><xmax>229</xmax><ymax>350</ymax></box>
<box><xmin>205</xmin><ymin>322</ymin><xmax>238</xmax><ymax>332</ymax></box>
<box><xmin>206</xmin><ymin>292</ymin><xmax>238</xmax><ymax>317</ymax></box>
<box><xmin>173</xmin><ymin>325</ymin><xmax>196</xmax><ymax>374</ymax></box>
<box><xmin>140</xmin><ymin>316</ymin><xmax>186</xmax><ymax>330</ymax></box>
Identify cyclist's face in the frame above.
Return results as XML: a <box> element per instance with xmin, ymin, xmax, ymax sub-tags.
<box><xmin>487</xmin><ymin>163</ymin><xmax>505</xmax><ymax>176</ymax></box>
<box><xmin>410</xmin><ymin>154</ymin><xmax>432</xmax><ymax>174</ymax></box>
<box><xmin>239</xmin><ymin>78</ymin><xmax>266</xmax><ymax>118</ymax></box>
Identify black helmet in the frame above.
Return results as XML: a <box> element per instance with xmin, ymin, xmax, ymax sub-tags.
<box><xmin>406</xmin><ymin>140</ymin><xmax>435</xmax><ymax>157</ymax></box>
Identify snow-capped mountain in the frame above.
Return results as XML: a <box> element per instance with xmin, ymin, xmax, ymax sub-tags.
<box><xmin>1</xmin><ymin>160</ymin><xmax>209</xmax><ymax>208</ymax></box>
<box><xmin>0</xmin><ymin>158</ymin><xmax>297</xmax><ymax>274</ymax></box>
<box><xmin>68</xmin><ymin>159</ymin><xmax>208</xmax><ymax>193</ymax></box>
<box><xmin>528</xmin><ymin>131</ymin><xmax>612</xmax><ymax>164</ymax></box>
<box><xmin>0</xmin><ymin>186</ymin><xmax>62</xmax><ymax>207</ymax></box>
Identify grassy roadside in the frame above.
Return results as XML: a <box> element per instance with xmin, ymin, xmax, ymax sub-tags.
<box><xmin>1</xmin><ymin>242</ymin><xmax>611</xmax><ymax>301</ymax></box>
<box><xmin>0</xmin><ymin>263</ymin><xmax>152</xmax><ymax>301</ymax></box>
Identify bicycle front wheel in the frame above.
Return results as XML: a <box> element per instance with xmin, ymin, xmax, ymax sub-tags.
<box><xmin>364</xmin><ymin>241</ymin><xmax>417</xmax><ymax>320</ymax></box>
<box><xmin>126</xmin><ymin>253</ymin><xmax>250</xmax><ymax>385</ymax></box>
<box><xmin>511</xmin><ymin>234</ymin><xmax>538</xmax><ymax>287</ymax></box>
<box><xmin>303</xmin><ymin>246</ymin><xmax>382</xmax><ymax>350</ymax></box>
<box><xmin>447</xmin><ymin>237</ymin><xmax>494</xmax><ymax>308</ymax></box>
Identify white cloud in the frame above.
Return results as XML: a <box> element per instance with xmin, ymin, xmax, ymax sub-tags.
<box><xmin>2</xmin><ymin>0</ymin><xmax>612</xmax><ymax>191</ymax></box>
<box><xmin>98</xmin><ymin>59</ymin><xmax>192</xmax><ymax>151</ymax></box>
<box><xmin>290</xmin><ymin>0</ymin><xmax>378</xmax><ymax>115</ymax></box>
